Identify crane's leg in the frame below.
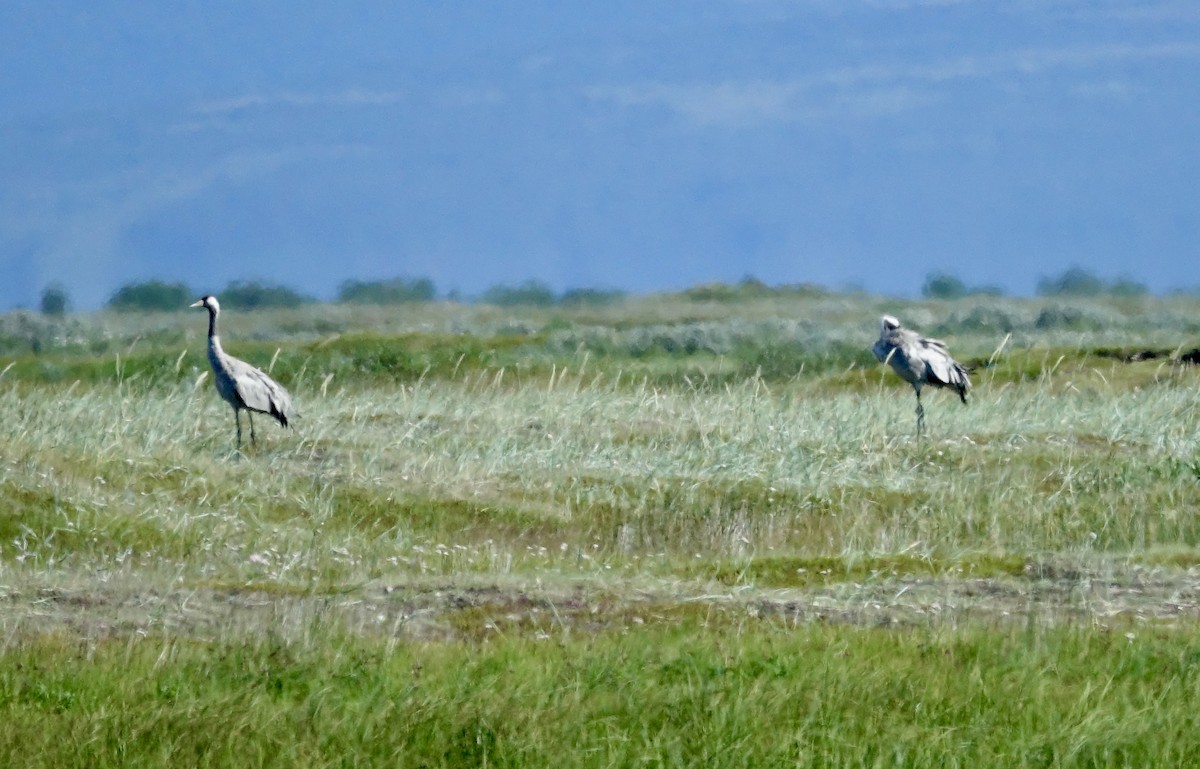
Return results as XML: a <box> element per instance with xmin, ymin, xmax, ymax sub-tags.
<box><xmin>234</xmin><ymin>409</ymin><xmax>243</xmax><ymax>449</ymax></box>
<box><xmin>248</xmin><ymin>412</ymin><xmax>257</xmax><ymax>446</ymax></box>
<box><xmin>915</xmin><ymin>391</ymin><xmax>926</xmax><ymax>436</ymax></box>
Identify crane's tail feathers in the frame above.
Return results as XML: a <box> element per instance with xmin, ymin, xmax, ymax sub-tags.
<box><xmin>927</xmin><ymin>361</ymin><xmax>972</xmax><ymax>404</ymax></box>
<box><xmin>268</xmin><ymin>403</ymin><xmax>291</xmax><ymax>428</ymax></box>
<box><xmin>952</xmin><ymin>363</ymin><xmax>971</xmax><ymax>404</ymax></box>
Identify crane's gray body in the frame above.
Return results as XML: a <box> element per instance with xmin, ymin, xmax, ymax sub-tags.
<box><xmin>872</xmin><ymin>314</ymin><xmax>969</xmax><ymax>433</ymax></box>
<box><xmin>192</xmin><ymin>295</ymin><xmax>295</xmax><ymax>447</ymax></box>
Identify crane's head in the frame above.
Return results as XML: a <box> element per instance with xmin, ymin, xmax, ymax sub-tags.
<box><xmin>880</xmin><ymin>315</ymin><xmax>901</xmax><ymax>333</ymax></box>
<box><xmin>190</xmin><ymin>295</ymin><xmax>220</xmax><ymax>314</ymax></box>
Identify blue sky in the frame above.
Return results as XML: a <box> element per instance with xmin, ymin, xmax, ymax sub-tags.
<box><xmin>2</xmin><ymin>1</ymin><xmax>1199</xmax><ymax>308</ymax></box>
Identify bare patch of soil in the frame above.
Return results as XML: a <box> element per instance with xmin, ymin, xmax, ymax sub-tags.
<box><xmin>1093</xmin><ymin>347</ymin><xmax>1200</xmax><ymax>365</ymax></box>
<box><xmin>2</xmin><ymin>561</ymin><xmax>1199</xmax><ymax>646</ymax></box>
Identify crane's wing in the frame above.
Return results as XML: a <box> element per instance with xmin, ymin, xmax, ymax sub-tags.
<box><xmin>228</xmin><ymin>358</ymin><xmax>295</xmax><ymax>426</ymax></box>
<box><xmin>918</xmin><ymin>338</ymin><xmax>971</xmax><ymax>400</ymax></box>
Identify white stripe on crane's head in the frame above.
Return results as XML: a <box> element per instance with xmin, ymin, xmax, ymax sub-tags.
<box><xmin>190</xmin><ymin>295</ymin><xmax>220</xmax><ymax>313</ymax></box>
<box><xmin>880</xmin><ymin>315</ymin><xmax>901</xmax><ymax>332</ymax></box>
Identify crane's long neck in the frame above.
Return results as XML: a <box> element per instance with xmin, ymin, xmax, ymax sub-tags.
<box><xmin>206</xmin><ymin>307</ymin><xmax>225</xmax><ymax>358</ymax></box>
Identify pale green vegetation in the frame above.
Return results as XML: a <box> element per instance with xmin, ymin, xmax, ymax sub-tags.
<box><xmin>0</xmin><ymin>289</ymin><xmax>1199</xmax><ymax>766</ymax></box>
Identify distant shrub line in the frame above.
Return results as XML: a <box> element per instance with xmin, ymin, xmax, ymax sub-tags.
<box><xmin>338</xmin><ymin>277</ymin><xmax>436</xmax><ymax>305</ymax></box>
<box><xmin>922</xmin><ymin>266</ymin><xmax>1149</xmax><ymax>300</ymax></box>
<box><xmin>27</xmin><ymin>266</ymin><xmax>1178</xmax><ymax>315</ymax></box>
<box><xmin>1034</xmin><ymin>266</ymin><xmax>1148</xmax><ymax>298</ymax></box>
<box><xmin>97</xmin><ymin>277</ymin><xmax>635</xmax><ymax>313</ymax></box>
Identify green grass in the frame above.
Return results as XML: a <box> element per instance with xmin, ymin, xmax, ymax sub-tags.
<box><xmin>3</xmin><ymin>621</ymin><xmax>1200</xmax><ymax>767</ymax></box>
<box><xmin>0</xmin><ymin>291</ymin><xmax>1199</xmax><ymax>765</ymax></box>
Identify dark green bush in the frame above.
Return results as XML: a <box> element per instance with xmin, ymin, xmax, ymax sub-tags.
<box><xmin>1037</xmin><ymin>267</ymin><xmax>1105</xmax><ymax>297</ymax></box>
<box><xmin>559</xmin><ymin>288</ymin><xmax>626</xmax><ymax>307</ymax></box>
<box><xmin>1038</xmin><ymin>267</ymin><xmax>1149</xmax><ymax>298</ymax></box>
<box><xmin>481</xmin><ymin>280</ymin><xmax>556</xmax><ymax>307</ymax></box>
<box><xmin>39</xmin><ymin>284</ymin><xmax>69</xmax><ymax>316</ymax></box>
<box><xmin>107</xmin><ymin>280</ymin><xmax>192</xmax><ymax>312</ymax></box>
<box><xmin>922</xmin><ymin>272</ymin><xmax>968</xmax><ymax>300</ymax></box>
<box><xmin>1109</xmin><ymin>277</ymin><xmax>1149</xmax><ymax>297</ymax></box>
<box><xmin>683</xmin><ymin>276</ymin><xmax>774</xmax><ymax>303</ymax></box>
<box><xmin>338</xmin><ymin>277</ymin><xmax>437</xmax><ymax>305</ymax></box>
<box><xmin>220</xmin><ymin>281</ymin><xmax>313</xmax><ymax>310</ymax></box>
<box><xmin>923</xmin><ymin>272</ymin><xmax>1006</xmax><ymax>299</ymax></box>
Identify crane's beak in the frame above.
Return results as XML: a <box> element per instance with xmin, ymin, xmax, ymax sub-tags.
<box><xmin>189</xmin><ymin>300</ymin><xmax>204</xmax><ymax>308</ymax></box>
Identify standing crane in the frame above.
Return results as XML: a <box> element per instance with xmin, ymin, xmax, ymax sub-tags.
<box><xmin>191</xmin><ymin>295</ymin><xmax>295</xmax><ymax>448</ymax></box>
<box><xmin>872</xmin><ymin>314</ymin><xmax>970</xmax><ymax>435</ymax></box>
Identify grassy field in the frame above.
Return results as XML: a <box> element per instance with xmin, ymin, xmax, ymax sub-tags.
<box><xmin>1</xmin><ymin>289</ymin><xmax>1199</xmax><ymax>766</ymax></box>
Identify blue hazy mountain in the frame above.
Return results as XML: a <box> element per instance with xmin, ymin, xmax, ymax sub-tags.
<box><xmin>2</xmin><ymin>2</ymin><xmax>1198</xmax><ymax>308</ymax></box>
